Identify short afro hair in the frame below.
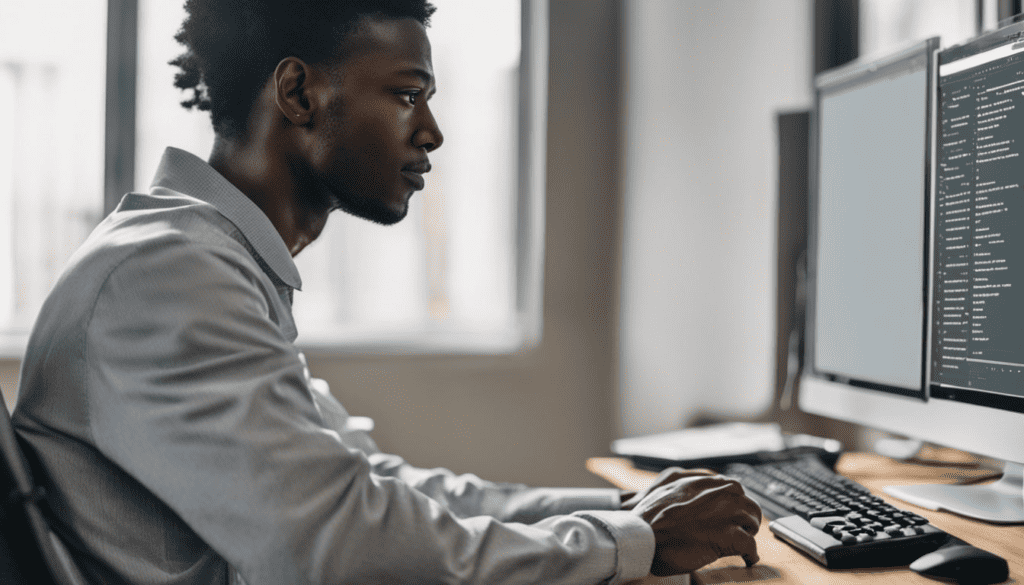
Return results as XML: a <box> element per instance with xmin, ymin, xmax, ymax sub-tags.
<box><xmin>170</xmin><ymin>0</ymin><xmax>437</xmax><ymax>139</ymax></box>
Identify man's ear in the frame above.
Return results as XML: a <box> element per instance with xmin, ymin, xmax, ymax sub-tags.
<box><xmin>274</xmin><ymin>57</ymin><xmax>314</xmax><ymax>126</ymax></box>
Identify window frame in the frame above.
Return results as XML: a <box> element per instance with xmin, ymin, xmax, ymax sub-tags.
<box><xmin>105</xmin><ymin>0</ymin><xmax>137</xmax><ymax>216</ymax></box>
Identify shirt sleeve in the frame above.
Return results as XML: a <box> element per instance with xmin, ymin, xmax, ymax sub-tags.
<box><xmin>85</xmin><ymin>243</ymin><xmax>655</xmax><ymax>585</ymax></box>
<box><xmin>367</xmin><ymin>451</ymin><xmax>622</xmax><ymax>523</ymax></box>
<box><xmin>305</xmin><ymin>372</ymin><xmax>623</xmax><ymax>523</ymax></box>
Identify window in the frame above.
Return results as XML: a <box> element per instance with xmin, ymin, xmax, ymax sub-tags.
<box><xmin>0</xmin><ymin>0</ymin><xmax>546</xmax><ymax>357</ymax></box>
<box><xmin>0</xmin><ymin>0</ymin><xmax>107</xmax><ymax>354</ymax></box>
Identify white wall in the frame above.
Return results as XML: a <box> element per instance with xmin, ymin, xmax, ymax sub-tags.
<box><xmin>618</xmin><ymin>0</ymin><xmax>813</xmax><ymax>437</ymax></box>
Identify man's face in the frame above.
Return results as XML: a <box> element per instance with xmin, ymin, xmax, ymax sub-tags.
<box><xmin>308</xmin><ymin>16</ymin><xmax>443</xmax><ymax>225</ymax></box>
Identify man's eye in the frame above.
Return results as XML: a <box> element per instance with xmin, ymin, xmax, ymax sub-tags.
<box><xmin>400</xmin><ymin>91</ymin><xmax>419</xmax><ymax>105</ymax></box>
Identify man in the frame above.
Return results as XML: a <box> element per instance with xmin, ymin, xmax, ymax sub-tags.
<box><xmin>13</xmin><ymin>1</ymin><xmax>761</xmax><ymax>583</ymax></box>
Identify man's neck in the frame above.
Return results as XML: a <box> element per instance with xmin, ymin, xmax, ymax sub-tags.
<box><xmin>208</xmin><ymin>135</ymin><xmax>330</xmax><ymax>257</ymax></box>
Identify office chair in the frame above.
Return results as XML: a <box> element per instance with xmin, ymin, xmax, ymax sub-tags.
<box><xmin>0</xmin><ymin>388</ymin><xmax>88</xmax><ymax>585</ymax></box>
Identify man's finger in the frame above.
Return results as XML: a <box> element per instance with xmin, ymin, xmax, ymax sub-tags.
<box><xmin>735</xmin><ymin>494</ymin><xmax>763</xmax><ymax>526</ymax></box>
<box><xmin>739</xmin><ymin>511</ymin><xmax>761</xmax><ymax>536</ymax></box>
<box><xmin>730</xmin><ymin>526</ymin><xmax>760</xmax><ymax>568</ymax></box>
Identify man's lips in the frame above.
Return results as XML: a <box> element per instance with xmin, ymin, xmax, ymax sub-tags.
<box><xmin>401</xmin><ymin>170</ymin><xmax>426</xmax><ymax>190</ymax></box>
<box><xmin>402</xmin><ymin>161</ymin><xmax>431</xmax><ymax>191</ymax></box>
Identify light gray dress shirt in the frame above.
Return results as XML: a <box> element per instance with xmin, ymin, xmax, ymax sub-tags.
<box><xmin>13</xmin><ymin>148</ymin><xmax>655</xmax><ymax>585</ymax></box>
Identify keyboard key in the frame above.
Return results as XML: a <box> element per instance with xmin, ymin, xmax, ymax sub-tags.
<box><xmin>809</xmin><ymin>516</ymin><xmax>847</xmax><ymax>529</ymax></box>
<box><xmin>806</xmin><ymin>508</ymin><xmax>847</xmax><ymax>518</ymax></box>
<box><xmin>884</xmin><ymin>525</ymin><xmax>904</xmax><ymax>536</ymax></box>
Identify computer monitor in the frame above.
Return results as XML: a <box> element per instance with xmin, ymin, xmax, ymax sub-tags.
<box><xmin>807</xmin><ymin>39</ymin><xmax>936</xmax><ymax>400</ymax></box>
<box><xmin>799</xmin><ymin>33</ymin><xmax>1024</xmax><ymax>524</ymax></box>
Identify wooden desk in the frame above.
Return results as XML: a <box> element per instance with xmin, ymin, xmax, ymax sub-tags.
<box><xmin>587</xmin><ymin>453</ymin><xmax>1024</xmax><ymax>584</ymax></box>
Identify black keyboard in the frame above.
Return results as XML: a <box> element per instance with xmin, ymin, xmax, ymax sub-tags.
<box><xmin>725</xmin><ymin>455</ymin><xmax>951</xmax><ymax>569</ymax></box>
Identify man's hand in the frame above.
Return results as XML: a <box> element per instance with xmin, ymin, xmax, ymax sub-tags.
<box><xmin>629</xmin><ymin>474</ymin><xmax>762</xmax><ymax>575</ymax></box>
<box><xmin>620</xmin><ymin>466</ymin><xmax>715</xmax><ymax>510</ymax></box>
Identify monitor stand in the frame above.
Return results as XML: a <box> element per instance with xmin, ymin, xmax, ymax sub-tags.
<box><xmin>883</xmin><ymin>462</ymin><xmax>1024</xmax><ymax>524</ymax></box>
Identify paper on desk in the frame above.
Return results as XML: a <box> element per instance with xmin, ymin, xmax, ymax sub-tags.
<box><xmin>611</xmin><ymin>422</ymin><xmax>786</xmax><ymax>461</ymax></box>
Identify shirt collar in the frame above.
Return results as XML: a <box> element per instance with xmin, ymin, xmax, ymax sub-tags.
<box><xmin>150</xmin><ymin>147</ymin><xmax>302</xmax><ymax>291</ymax></box>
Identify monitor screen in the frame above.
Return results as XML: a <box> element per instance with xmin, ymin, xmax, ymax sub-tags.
<box><xmin>929</xmin><ymin>28</ymin><xmax>1024</xmax><ymax>415</ymax></box>
<box><xmin>808</xmin><ymin>41</ymin><xmax>934</xmax><ymax>398</ymax></box>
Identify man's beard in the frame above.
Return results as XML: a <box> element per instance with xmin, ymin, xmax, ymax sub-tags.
<box><xmin>328</xmin><ymin>188</ymin><xmax>407</xmax><ymax>226</ymax></box>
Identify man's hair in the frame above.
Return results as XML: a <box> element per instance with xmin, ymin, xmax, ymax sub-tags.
<box><xmin>170</xmin><ymin>0</ymin><xmax>437</xmax><ymax>139</ymax></box>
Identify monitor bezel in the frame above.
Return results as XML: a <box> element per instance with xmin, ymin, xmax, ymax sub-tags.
<box><xmin>805</xmin><ymin>37</ymin><xmax>940</xmax><ymax>401</ymax></box>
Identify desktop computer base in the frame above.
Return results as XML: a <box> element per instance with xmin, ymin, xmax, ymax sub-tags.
<box><xmin>883</xmin><ymin>462</ymin><xmax>1024</xmax><ymax>524</ymax></box>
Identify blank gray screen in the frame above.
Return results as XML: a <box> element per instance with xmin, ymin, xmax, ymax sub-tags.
<box><xmin>814</xmin><ymin>67</ymin><xmax>927</xmax><ymax>391</ymax></box>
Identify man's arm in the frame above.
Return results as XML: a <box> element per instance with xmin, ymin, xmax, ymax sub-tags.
<box><xmin>307</xmin><ymin>381</ymin><xmax>622</xmax><ymax>522</ymax></box>
<box><xmin>86</xmin><ymin>243</ymin><xmax>654</xmax><ymax>585</ymax></box>
<box><xmin>368</xmin><ymin>451</ymin><xmax>622</xmax><ymax>522</ymax></box>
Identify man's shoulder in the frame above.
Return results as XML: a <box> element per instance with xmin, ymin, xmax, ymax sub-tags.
<box><xmin>42</xmin><ymin>191</ymin><xmax>264</xmax><ymax>322</ymax></box>
<box><xmin>76</xmin><ymin>190</ymin><xmax>255</xmax><ymax>274</ymax></box>
<box><xmin>111</xmin><ymin>189</ymin><xmax>249</xmax><ymax>250</ymax></box>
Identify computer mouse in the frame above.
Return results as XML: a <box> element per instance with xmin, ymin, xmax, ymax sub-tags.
<box><xmin>909</xmin><ymin>544</ymin><xmax>1009</xmax><ymax>584</ymax></box>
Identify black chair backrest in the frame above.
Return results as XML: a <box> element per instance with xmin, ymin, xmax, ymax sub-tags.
<box><xmin>0</xmin><ymin>389</ymin><xmax>88</xmax><ymax>585</ymax></box>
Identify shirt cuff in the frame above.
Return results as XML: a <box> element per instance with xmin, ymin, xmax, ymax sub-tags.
<box><xmin>576</xmin><ymin>510</ymin><xmax>655</xmax><ymax>584</ymax></box>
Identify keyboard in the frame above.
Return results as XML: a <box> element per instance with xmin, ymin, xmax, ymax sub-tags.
<box><xmin>725</xmin><ymin>455</ymin><xmax>951</xmax><ymax>568</ymax></box>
